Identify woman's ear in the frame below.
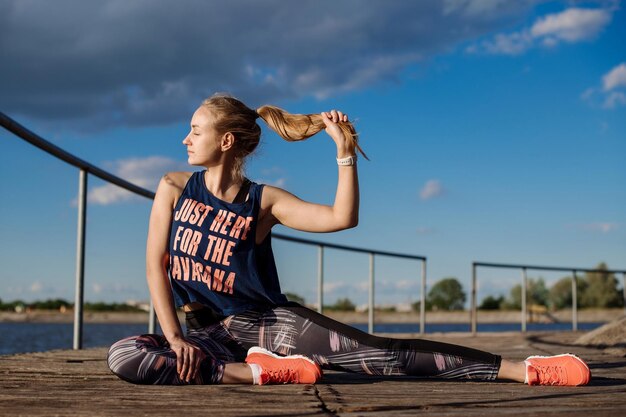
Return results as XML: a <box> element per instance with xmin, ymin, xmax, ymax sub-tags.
<box><xmin>220</xmin><ymin>132</ymin><xmax>235</xmax><ymax>152</ymax></box>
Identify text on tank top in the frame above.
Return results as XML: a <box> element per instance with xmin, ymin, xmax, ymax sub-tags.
<box><xmin>168</xmin><ymin>171</ymin><xmax>287</xmax><ymax>315</ymax></box>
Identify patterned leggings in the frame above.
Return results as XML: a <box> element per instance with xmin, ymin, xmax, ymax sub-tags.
<box><xmin>107</xmin><ymin>303</ymin><xmax>501</xmax><ymax>384</ymax></box>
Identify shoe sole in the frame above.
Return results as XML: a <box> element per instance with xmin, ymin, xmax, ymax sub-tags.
<box><xmin>526</xmin><ymin>353</ymin><xmax>591</xmax><ymax>385</ymax></box>
<box><xmin>247</xmin><ymin>347</ymin><xmax>318</xmax><ymax>366</ymax></box>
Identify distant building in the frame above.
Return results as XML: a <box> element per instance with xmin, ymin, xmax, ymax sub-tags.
<box><xmin>124</xmin><ymin>300</ymin><xmax>151</xmax><ymax>312</ymax></box>
<box><xmin>395</xmin><ymin>303</ymin><xmax>413</xmax><ymax>313</ymax></box>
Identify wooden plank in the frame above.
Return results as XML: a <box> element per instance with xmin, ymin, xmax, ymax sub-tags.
<box><xmin>0</xmin><ymin>332</ymin><xmax>624</xmax><ymax>416</ymax></box>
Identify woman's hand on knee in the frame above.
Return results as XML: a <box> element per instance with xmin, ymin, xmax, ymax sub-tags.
<box><xmin>169</xmin><ymin>337</ymin><xmax>206</xmax><ymax>382</ymax></box>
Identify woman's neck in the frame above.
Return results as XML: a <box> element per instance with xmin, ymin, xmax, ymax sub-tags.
<box><xmin>203</xmin><ymin>166</ymin><xmax>242</xmax><ymax>202</ymax></box>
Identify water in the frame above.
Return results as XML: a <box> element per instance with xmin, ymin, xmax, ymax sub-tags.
<box><xmin>0</xmin><ymin>323</ymin><xmax>150</xmax><ymax>355</ymax></box>
<box><xmin>0</xmin><ymin>321</ymin><xmax>605</xmax><ymax>356</ymax></box>
<box><xmin>351</xmin><ymin>321</ymin><xmax>605</xmax><ymax>334</ymax></box>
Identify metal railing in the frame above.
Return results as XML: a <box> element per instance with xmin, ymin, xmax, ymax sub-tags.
<box><xmin>1</xmin><ymin>112</ymin><xmax>155</xmax><ymax>349</ymax></box>
<box><xmin>471</xmin><ymin>262</ymin><xmax>626</xmax><ymax>335</ymax></box>
<box><xmin>270</xmin><ymin>234</ymin><xmax>427</xmax><ymax>334</ymax></box>
<box><xmin>1</xmin><ymin>111</ymin><xmax>428</xmax><ymax>349</ymax></box>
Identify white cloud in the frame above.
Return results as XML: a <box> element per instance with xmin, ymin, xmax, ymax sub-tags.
<box><xmin>583</xmin><ymin>63</ymin><xmax>626</xmax><ymax>110</ymax></box>
<box><xmin>580</xmin><ymin>87</ymin><xmax>596</xmax><ymax>101</ymax></box>
<box><xmin>87</xmin><ymin>156</ymin><xmax>188</xmax><ymax>205</ymax></box>
<box><xmin>87</xmin><ymin>282</ymin><xmax>143</xmax><ymax>299</ymax></box>
<box><xmin>603</xmin><ymin>91</ymin><xmax>626</xmax><ymax>109</ymax></box>
<box><xmin>4</xmin><ymin>283</ymin><xmax>68</xmax><ymax>302</ymax></box>
<box><xmin>469</xmin><ymin>7</ymin><xmax>613</xmax><ymax>55</ymax></box>
<box><xmin>529</xmin><ymin>8</ymin><xmax>611</xmax><ymax>43</ymax></box>
<box><xmin>257</xmin><ymin>166</ymin><xmax>288</xmax><ymax>188</ymax></box>
<box><xmin>420</xmin><ymin>179</ymin><xmax>445</xmax><ymax>200</ymax></box>
<box><xmin>443</xmin><ymin>0</ymin><xmax>531</xmax><ymax>19</ymax></box>
<box><xmin>599</xmin><ymin>120</ymin><xmax>609</xmax><ymax>133</ymax></box>
<box><xmin>416</xmin><ymin>227</ymin><xmax>436</xmax><ymax>235</ymax></box>
<box><xmin>394</xmin><ymin>279</ymin><xmax>417</xmax><ymax>290</ymax></box>
<box><xmin>475</xmin><ymin>30</ymin><xmax>533</xmax><ymax>55</ymax></box>
<box><xmin>268</xmin><ymin>178</ymin><xmax>287</xmax><ymax>188</ymax></box>
<box><xmin>602</xmin><ymin>63</ymin><xmax>626</xmax><ymax>91</ymax></box>
<box><xmin>323</xmin><ymin>281</ymin><xmax>350</xmax><ymax>293</ymax></box>
<box><xmin>323</xmin><ymin>279</ymin><xmax>422</xmax><ymax>302</ymax></box>
<box><xmin>574</xmin><ymin>222</ymin><xmax>621</xmax><ymax>233</ymax></box>
<box><xmin>0</xmin><ymin>0</ymin><xmax>538</xmax><ymax>128</ymax></box>
<box><xmin>89</xmin><ymin>185</ymin><xmax>134</xmax><ymax>206</ymax></box>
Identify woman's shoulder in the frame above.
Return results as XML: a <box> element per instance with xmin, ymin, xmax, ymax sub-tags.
<box><xmin>256</xmin><ymin>183</ymin><xmax>296</xmax><ymax>210</ymax></box>
<box><xmin>162</xmin><ymin>171</ymin><xmax>194</xmax><ymax>189</ymax></box>
<box><xmin>155</xmin><ymin>171</ymin><xmax>195</xmax><ymax>203</ymax></box>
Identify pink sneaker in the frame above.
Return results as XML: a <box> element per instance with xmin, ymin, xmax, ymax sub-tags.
<box><xmin>525</xmin><ymin>354</ymin><xmax>591</xmax><ymax>386</ymax></box>
<box><xmin>245</xmin><ymin>347</ymin><xmax>322</xmax><ymax>385</ymax></box>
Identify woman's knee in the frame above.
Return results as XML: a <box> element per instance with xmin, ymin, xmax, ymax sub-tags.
<box><xmin>107</xmin><ymin>334</ymin><xmax>167</xmax><ymax>384</ymax></box>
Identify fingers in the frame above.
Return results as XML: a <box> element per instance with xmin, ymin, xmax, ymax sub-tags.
<box><xmin>323</xmin><ymin>110</ymin><xmax>349</xmax><ymax>123</ymax></box>
<box><xmin>180</xmin><ymin>347</ymin><xmax>193</xmax><ymax>382</ymax></box>
<box><xmin>175</xmin><ymin>346</ymin><xmax>183</xmax><ymax>376</ymax></box>
<box><xmin>173</xmin><ymin>342</ymin><xmax>205</xmax><ymax>383</ymax></box>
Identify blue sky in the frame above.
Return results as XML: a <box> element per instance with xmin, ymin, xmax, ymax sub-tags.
<box><xmin>1</xmin><ymin>0</ymin><xmax>624</xmax><ymax>308</ymax></box>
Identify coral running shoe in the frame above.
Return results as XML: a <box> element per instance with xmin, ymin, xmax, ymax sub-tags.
<box><xmin>245</xmin><ymin>347</ymin><xmax>322</xmax><ymax>385</ymax></box>
<box><xmin>525</xmin><ymin>354</ymin><xmax>591</xmax><ymax>386</ymax></box>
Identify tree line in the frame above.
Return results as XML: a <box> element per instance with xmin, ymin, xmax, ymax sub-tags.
<box><xmin>4</xmin><ymin>263</ymin><xmax>620</xmax><ymax>313</ymax></box>
<box><xmin>287</xmin><ymin>262</ymin><xmax>623</xmax><ymax>312</ymax></box>
<box><xmin>475</xmin><ymin>262</ymin><xmax>623</xmax><ymax>311</ymax></box>
<box><xmin>420</xmin><ymin>262</ymin><xmax>623</xmax><ymax>311</ymax></box>
<box><xmin>0</xmin><ymin>298</ymin><xmax>145</xmax><ymax>312</ymax></box>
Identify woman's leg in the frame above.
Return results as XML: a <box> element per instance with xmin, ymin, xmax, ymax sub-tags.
<box><xmin>223</xmin><ymin>303</ymin><xmax>502</xmax><ymax>381</ymax></box>
<box><xmin>498</xmin><ymin>360</ymin><xmax>526</xmax><ymax>382</ymax></box>
<box><xmin>107</xmin><ymin>323</ymin><xmax>250</xmax><ymax>384</ymax></box>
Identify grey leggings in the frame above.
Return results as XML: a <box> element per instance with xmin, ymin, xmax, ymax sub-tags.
<box><xmin>107</xmin><ymin>302</ymin><xmax>501</xmax><ymax>384</ymax></box>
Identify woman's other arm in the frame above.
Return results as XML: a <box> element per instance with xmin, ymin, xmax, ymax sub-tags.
<box><xmin>146</xmin><ymin>172</ymin><xmax>203</xmax><ymax>382</ymax></box>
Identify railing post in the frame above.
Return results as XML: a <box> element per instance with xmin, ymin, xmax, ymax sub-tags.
<box><xmin>368</xmin><ymin>253</ymin><xmax>375</xmax><ymax>334</ymax></box>
<box><xmin>318</xmin><ymin>245</ymin><xmax>324</xmax><ymax>314</ymax></box>
<box><xmin>73</xmin><ymin>169</ymin><xmax>87</xmax><ymax>350</ymax></box>
<box><xmin>521</xmin><ymin>268</ymin><xmax>527</xmax><ymax>333</ymax></box>
<box><xmin>148</xmin><ymin>299</ymin><xmax>156</xmax><ymax>334</ymax></box>
<box><xmin>419</xmin><ymin>260</ymin><xmax>426</xmax><ymax>335</ymax></box>
<box><xmin>471</xmin><ymin>263</ymin><xmax>477</xmax><ymax>335</ymax></box>
<box><xmin>623</xmin><ymin>273</ymin><xmax>626</xmax><ymax>315</ymax></box>
<box><xmin>572</xmin><ymin>270</ymin><xmax>578</xmax><ymax>331</ymax></box>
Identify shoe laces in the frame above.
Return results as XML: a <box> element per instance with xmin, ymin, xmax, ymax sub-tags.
<box><xmin>533</xmin><ymin>364</ymin><xmax>566</xmax><ymax>385</ymax></box>
<box><xmin>264</xmin><ymin>367</ymin><xmax>298</xmax><ymax>384</ymax></box>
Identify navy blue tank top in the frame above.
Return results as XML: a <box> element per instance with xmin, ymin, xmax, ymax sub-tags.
<box><xmin>168</xmin><ymin>171</ymin><xmax>287</xmax><ymax>315</ymax></box>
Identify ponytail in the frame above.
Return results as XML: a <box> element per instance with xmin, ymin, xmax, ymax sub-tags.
<box><xmin>256</xmin><ymin>105</ymin><xmax>368</xmax><ymax>159</ymax></box>
<box><xmin>201</xmin><ymin>94</ymin><xmax>368</xmax><ymax>183</ymax></box>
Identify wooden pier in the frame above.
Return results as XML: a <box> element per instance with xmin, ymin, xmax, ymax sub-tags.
<box><xmin>1</xmin><ymin>331</ymin><xmax>624</xmax><ymax>416</ymax></box>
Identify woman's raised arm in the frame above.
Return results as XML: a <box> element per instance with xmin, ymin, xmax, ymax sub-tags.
<box><xmin>262</xmin><ymin>110</ymin><xmax>359</xmax><ymax>233</ymax></box>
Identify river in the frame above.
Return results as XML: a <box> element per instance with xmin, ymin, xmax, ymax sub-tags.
<box><xmin>0</xmin><ymin>321</ymin><xmax>604</xmax><ymax>356</ymax></box>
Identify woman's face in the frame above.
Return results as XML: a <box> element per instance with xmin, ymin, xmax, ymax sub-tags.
<box><xmin>183</xmin><ymin>106</ymin><xmax>222</xmax><ymax>166</ymax></box>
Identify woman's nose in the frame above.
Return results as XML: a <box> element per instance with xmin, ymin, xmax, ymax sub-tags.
<box><xmin>182</xmin><ymin>135</ymin><xmax>191</xmax><ymax>145</ymax></box>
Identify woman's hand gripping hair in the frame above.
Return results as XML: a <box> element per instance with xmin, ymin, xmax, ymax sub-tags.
<box><xmin>322</xmin><ymin>109</ymin><xmax>352</xmax><ymax>156</ymax></box>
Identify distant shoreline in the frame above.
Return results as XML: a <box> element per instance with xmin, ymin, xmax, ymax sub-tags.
<box><xmin>1</xmin><ymin>308</ymin><xmax>621</xmax><ymax>324</ymax></box>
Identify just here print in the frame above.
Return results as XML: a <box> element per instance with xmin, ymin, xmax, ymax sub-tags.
<box><xmin>169</xmin><ymin>196</ymin><xmax>254</xmax><ymax>296</ymax></box>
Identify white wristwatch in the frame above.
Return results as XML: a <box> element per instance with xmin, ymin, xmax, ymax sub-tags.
<box><xmin>336</xmin><ymin>155</ymin><xmax>357</xmax><ymax>166</ymax></box>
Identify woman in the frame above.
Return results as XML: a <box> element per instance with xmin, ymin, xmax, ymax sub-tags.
<box><xmin>107</xmin><ymin>94</ymin><xmax>590</xmax><ymax>386</ymax></box>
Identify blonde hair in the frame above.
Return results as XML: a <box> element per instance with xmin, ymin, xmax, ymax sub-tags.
<box><xmin>202</xmin><ymin>93</ymin><xmax>367</xmax><ymax>182</ymax></box>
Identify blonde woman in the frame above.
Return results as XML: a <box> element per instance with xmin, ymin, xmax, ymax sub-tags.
<box><xmin>107</xmin><ymin>94</ymin><xmax>590</xmax><ymax>387</ymax></box>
